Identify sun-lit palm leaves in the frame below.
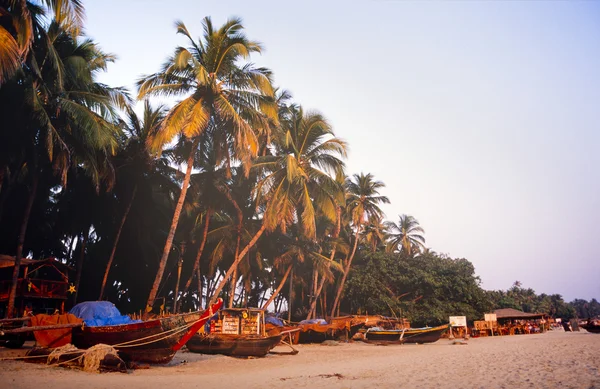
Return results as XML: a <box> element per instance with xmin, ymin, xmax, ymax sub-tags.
<box><xmin>254</xmin><ymin>106</ymin><xmax>347</xmax><ymax>239</ymax></box>
<box><xmin>386</xmin><ymin>214</ymin><xmax>425</xmax><ymax>256</ymax></box>
<box><xmin>137</xmin><ymin>17</ymin><xmax>276</xmax><ymax>171</ymax></box>
<box><xmin>137</xmin><ymin>17</ymin><xmax>276</xmax><ymax>312</ymax></box>
<box><xmin>0</xmin><ymin>0</ymin><xmax>85</xmax><ymax>84</ymax></box>
<box><xmin>25</xmin><ymin>20</ymin><xmax>127</xmax><ymax>186</ymax></box>
<box><xmin>363</xmin><ymin>215</ymin><xmax>389</xmax><ymax>253</ymax></box>
<box><xmin>206</xmin><ymin>104</ymin><xmax>347</xmax><ymax>306</ymax></box>
<box><xmin>330</xmin><ymin>172</ymin><xmax>389</xmax><ymax>316</ymax></box>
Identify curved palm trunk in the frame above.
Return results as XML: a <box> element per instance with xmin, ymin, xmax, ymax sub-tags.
<box><xmin>288</xmin><ymin>266</ymin><xmax>294</xmax><ymax>321</ymax></box>
<box><xmin>208</xmin><ymin>223</ymin><xmax>266</xmax><ymax>306</ymax></box>
<box><xmin>196</xmin><ymin>267</ymin><xmax>202</xmax><ymax>308</ymax></box>
<box><xmin>0</xmin><ymin>166</ymin><xmax>14</xmax><ymax>225</ymax></box>
<box><xmin>182</xmin><ymin>208</ymin><xmax>212</xmax><ymax>295</ymax></box>
<box><xmin>227</xmin><ymin>230</ymin><xmax>242</xmax><ymax>308</ymax></box>
<box><xmin>173</xmin><ymin>241</ymin><xmax>186</xmax><ymax>313</ymax></box>
<box><xmin>228</xmin><ymin>266</ymin><xmax>238</xmax><ymax>308</ymax></box>
<box><xmin>308</xmin><ymin>205</ymin><xmax>341</xmax><ymax>319</ymax></box>
<box><xmin>74</xmin><ymin>228</ymin><xmax>89</xmax><ymax>304</ymax></box>
<box><xmin>6</xmin><ymin>174</ymin><xmax>38</xmax><ymax>318</ymax></box>
<box><xmin>261</xmin><ymin>264</ymin><xmax>292</xmax><ymax>310</ymax></box>
<box><xmin>0</xmin><ymin>165</ymin><xmax>5</xmax><ymax>197</ymax></box>
<box><xmin>216</xmin><ymin>185</ymin><xmax>244</xmax><ymax>309</ymax></box>
<box><xmin>307</xmin><ymin>247</ymin><xmax>338</xmax><ymax>319</ymax></box>
<box><xmin>330</xmin><ymin>224</ymin><xmax>361</xmax><ymax>317</ymax></box>
<box><xmin>99</xmin><ymin>184</ymin><xmax>137</xmax><ymax>300</ymax></box>
<box><xmin>146</xmin><ymin>138</ymin><xmax>198</xmax><ymax>313</ymax></box>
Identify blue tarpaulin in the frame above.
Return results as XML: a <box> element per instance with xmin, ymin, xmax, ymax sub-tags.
<box><xmin>266</xmin><ymin>316</ymin><xmax>284</xmax><ymax>327</ymax></box>
<box><xmin>299</xmin><ymin>318</ymin><xmax>327</xmax><ymax>325</ymax></box>
<box><xmin>69</xmin><ymin>301</ymin><xmax>141</xmax><ymax>327</ymax></box>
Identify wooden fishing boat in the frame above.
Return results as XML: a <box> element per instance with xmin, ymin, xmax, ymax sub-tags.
<box><xmin>365</xmin><ymin>324</ymin><xmax>449</xmax><ymax>344</ymax></box>
<box><xmin>71</xmin><ymin>299</ymin><xmax>223</xmax><ymax>364</ymax></box>
<box><xmin>187</xmin><ymin>333</ymin><xmax>282</xmax><ymax>357</ymax></box>
<box><xmin>581</xmin><ymin>320</ymin><xmax>600</xmax><ymax>334</ymax></box>
<box><xmin>295</xmin><ymin>316</ymin><xmax>366</xmax><ymax>344</ymax></box>
<box><xmin>186</xmin><ymin>308</ymin><xmax>283</xmax><ymax>357</ymax></box>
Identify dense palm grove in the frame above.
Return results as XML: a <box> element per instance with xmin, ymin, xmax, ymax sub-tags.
<box><xmin>1</xmin><ymin>1</ymin><xmax>597</xmax><ymax>323</ymax></box>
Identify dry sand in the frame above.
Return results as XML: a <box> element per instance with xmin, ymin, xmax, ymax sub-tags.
<box><xmin>1</xmin><ymin>330</ymin><xmax>599</xmax><ymax>389</ymax></box>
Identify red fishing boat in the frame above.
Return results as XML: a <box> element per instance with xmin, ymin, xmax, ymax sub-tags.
<box><xmin>71</xmin><ymin>299</ymin><xmax>223</xmax><ymax>364</ymax></box>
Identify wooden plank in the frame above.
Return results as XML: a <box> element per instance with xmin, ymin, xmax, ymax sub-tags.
<box><xmin>0</xmin><ymin>317</ymin><xmax>31</xmax><ymax>323</ymax></box>
<box><xmin>0</xmin><ymin>322</ymin><xmax>82</xmax><ymax>335</ymax></box>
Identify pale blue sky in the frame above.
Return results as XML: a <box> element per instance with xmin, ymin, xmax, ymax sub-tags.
<box><xmin>84</xmin><ymin>0</ymin><xmax>600</xmax><ymax>301</ymax></box>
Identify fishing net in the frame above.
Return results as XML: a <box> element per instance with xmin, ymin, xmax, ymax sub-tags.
<box><xmin>82</xmin><ymin>344</ymin><xmax>119</xmax><ymax>373</ymax></box>
<box><xmin>47</xmin><ymin>344</ymin><xmax>79</xmax><ymax>365</ymax></box>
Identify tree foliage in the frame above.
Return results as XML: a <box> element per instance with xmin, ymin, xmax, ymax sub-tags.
<box><xmin>0</xmin><ymin>3</ymin><xmax>596</xmax><ymax>321</ymax></box>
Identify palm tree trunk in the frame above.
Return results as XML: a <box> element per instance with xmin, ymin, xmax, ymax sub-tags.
<box><xmin>261</xmin><ymin>264</ymin><xmax>292</xmax><ymax>310</ymax></box>
<box><xmin>307</xmin><ymin>244</ymin><xmax>339</xmax><ymax>319</ymax></box>
<box><xmin>99</xmin><ymin>184</ymin><xmax>137</xmax><ymax>300</ymax></box>
<box><xmin>288</xmin><ymin>266</ymin><xmax>294</xmax><ymax>321</ymax></box>
<box><xmin>208</xmin><ymin>223</ymin><xmax>267</xmax><ymax>306</ymax></box>
<box><xmin>308</xmin><ymin>205</ymin><xmax>341</xmax><ymax>319</ymax></box>
<box><xmin>182</xmin><ymin>208</ymin><xmax>212</xmax><ymax>295</ymax></box>
<box><xmin>173</xmin><ymin>241</ymin><xmax>185</xmax><ymax>313</ymax></box>
<box><xmin>5</xmin><ymin>174</ymin><xmax>38</xmax><ymax>318</ymax></box>
<box><xmin>196</xmin><ymin>267</ymin><xmax>202</xmax><ymax>308</ymax></box>
<box><xmin>146</xmin><ymin>138</ymin><xmax>198</xmax><ymax>313</ymax></box>
<box><xmin>0</xmin><ymin>165</ymin><xmax>5</xmax><ymax>196</ymax></box>
<box><xmin>0</xmin><ymin>167</ymin><xmax>13</xmax><ymax>225</ymax></box>
<box><xmin>66</xmin><ymin>236</ymin><xmax>76</xmax><ymax>263</ymax></box>
<box><xmin>216</xmin><ymin>185</ymin><xmax>243</xmax><ymax>309</ymax></box>
<box><xmin>308</xmin><ymin>275</ymin><xmax>327</xmax><ymax>319</ymax></box>
<box><xmin>227</xmin><ymin>232</ymin><xmax>242</xmax><ymax>308</ymax></box>
<box><xmin>330</xmin><ymin>225</ymin><xmax>361</xmax><ymax>317</ymax></box>
<box><xmin>74</xmin><ymin>228</ymin><xmax>89</xmax><ymax>304</ymax></box>
<box><xmin>322</xmin><ymin>286</ymin><xmax>327</xmax><ymax>318</ymax></box>
<box><xmin>228</xmin><ymin>267</ymin><xmax>238</xmax><ymax>308</ymax></box>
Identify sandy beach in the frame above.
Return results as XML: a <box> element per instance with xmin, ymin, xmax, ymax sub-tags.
<box><xmin>1</xmin><ymin>330</ymin><xmax>599</xmax><ymax>389</ymax></box>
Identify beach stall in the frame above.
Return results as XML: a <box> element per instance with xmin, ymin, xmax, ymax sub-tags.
<box><xmin>491</xmin><ymin>308</ymin><xmax>547</xmax><ymax>335</ymax></box>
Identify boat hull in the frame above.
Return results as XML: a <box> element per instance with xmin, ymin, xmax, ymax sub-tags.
<box><xmin>365</xmin><ymin>325</ymin><xmax>449</xmax><ymax>344</ymax></box>
<box><xmin>581</xmin><ymin>324</ymin><xmax>600</xmax><ymax>334</ymax></box>
<box><xmin>71</xmin><ymin>300</ymin><xmax>222</xmax><ymax>364</ymax></box>
<box><xmin>186</xmin><ymin>333</ymin><xmax>282</xmax><ymax>357</ymax></box>
<box><xmin>297</xmin><ymin>322</ymin><xmax>364</xmax><ymax>344</ymax></box>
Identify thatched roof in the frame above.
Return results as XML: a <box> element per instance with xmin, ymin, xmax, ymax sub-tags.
<box><xmin>493</xmin><ymin>308</ymin><xmax>545</xmax><ymax>319</ymax></box>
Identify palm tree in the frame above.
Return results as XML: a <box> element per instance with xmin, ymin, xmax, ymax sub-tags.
<box><xmin>4</xmin><ymin>19</ymin><xmax>124</xmax><ymax>317</ymax></box>
<box><xmin>386</xmin><ymin>214</ymin><xmax>425</xmax><ymax>256</ymax></box>
<box><xmin>137</xmin><ymin>17</ymin><xmax>276</xmax><ymax>313</ymax></box>
<box><xmin>0</xmin><ymin>0</ymin><xmax>85</xmax><ymax>84</ymax></box>
<box><xmin>207</xmin><ymin>106</ymin><xmax>347</xmax><ymax>306</ymax></box>
<box><xmin>98</xmin><ymin>102</ymin><xmax>167</xmax><ymax>300</ymax></box>
<box><xmin>330</xmin><ymin>173</ymin><xmax>389</xmax><ymax>317</ymax></box>
<box><xmin>363</xmin><ymin>215</ymin><xmax>388</xmax><ymax>253</ymax></box>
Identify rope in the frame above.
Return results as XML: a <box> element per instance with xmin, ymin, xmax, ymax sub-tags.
<box><xmin>114</xmin><ymin>321</ymin><xmax>195</xmax><ymax>348</ymax></box>
<box><xmin>0</xmin><ymin>310</ymin><xmax>214</xmax><ymax>362</ymax></box>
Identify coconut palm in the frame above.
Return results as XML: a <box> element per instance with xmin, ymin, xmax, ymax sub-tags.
<box><xmin>363</xmin><ymin>215</ymin><xmax>389</xmax><ymax>253</ymax></box>
<box><xmin>98</xmin><ymin>102</ymin><xmax>167</xmax><ymax>300</ymax></box>
<box><xmin>386</xmin><ymin>214</ymin><xmax>425</xmax><ymax>256</ymax></box>
<box><xmin>330</xmin><ymin>173</ymin><xmax>389</xmax><ymax>317</ymax></box>
<box><xmin>0</xmin><ymin>0</ymin><xmax>85</xmax><ymax>84</ymax></box>
<box><xmin>137</xmin><ymin>17</ymin><xmax>276</xmax><ymax>313</ymax></box>
<box><xmin>207</xmin><ymin>106</ymin><xmax>347</xmax><ymax>306</ymax></box>
<box><xmin>4</xmin><ymin>19</ymin><xmax>125</xmax><ymax>317</ymax></box>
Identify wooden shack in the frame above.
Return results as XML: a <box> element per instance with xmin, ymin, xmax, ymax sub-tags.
<box><xmin>0</xmin><ymin>255</ymin><xmax>74</xmax><ymax>317</ymax></box>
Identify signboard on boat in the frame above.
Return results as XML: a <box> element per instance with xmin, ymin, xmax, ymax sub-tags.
<box><xmin>449</xmin><ymin>316</ymin><xmax>467</xmax><ymax>327</ymax></box>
